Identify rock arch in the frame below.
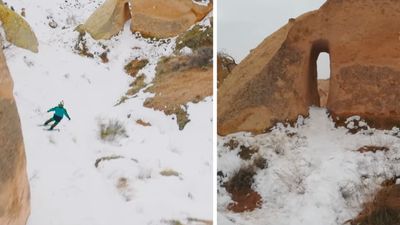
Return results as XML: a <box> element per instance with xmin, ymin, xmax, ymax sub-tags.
<box><xmin>218</xmin><ymin>0</ymin><xmax>400</xmax><ymax>135</ymax></box>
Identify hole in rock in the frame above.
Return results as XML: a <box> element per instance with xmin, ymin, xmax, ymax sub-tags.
<box><xmin>309</xmin><ymin>40</ymin><xmax>331</xmax><ymax>107</ymax></box>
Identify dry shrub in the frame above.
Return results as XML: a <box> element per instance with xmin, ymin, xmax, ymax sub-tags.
<box><xmin>156</xmin><ymin>46</ymin><xmax>212</xmax><ymax>75</ymax></box>
<box><xmin>94</xmin><ymin>155</ymin><xmax>124</xmax><ymax>168</ymax></box>
<box><xmin>74</xmin><ymin>32</ymin><xmax>94</xmax><ymax>58</ymax></box>
<box><xmin>224</xmin><ymin>166</ymin><xmax>262</xmax><ymax>213</ymax></box>
<box><xmin>357</xmin><ymin>146</ymin><xmax>389</xmax><ymax>154</ymax></box>
<box><xmin>99</xmin><ymin>119</ymin><xmax>127</xmax><ymax>142</ymax></box>
<box><xmin>217</xmin><ymin>52</ymin><xmax>236</xmax><ymax>87</ymax></box>
<box><xmin>175</xmin><ymin>24</ymin><xmax>212</xmax><ymax>52</ymax></box>
<box><xmin>238</xmin><ymin>145</ymin><xmax>259</xmax><ymax>160</ymax></box>
<box><xmin>160</xmin><ymin>169</ymin><xmax>180</xmax><ymax>177</ymax></box>
<box><xmin>350</xmin><ymin>185</ymin><xmax>400</xmax><ymax>225</ymax></box>
<box><xmin>126</xmin><ymin>74</ymin><xmax>146</xmax><ymax>96</ymax></box>
<box><xmin>253</xmin><ymin>156</ymin><xmax>268</xmax><ymax>170</ymax></box>
<box><xmin>223</xmin><ymin>139</ymin><xmax>239</xmax><ymax>150</ymax></box>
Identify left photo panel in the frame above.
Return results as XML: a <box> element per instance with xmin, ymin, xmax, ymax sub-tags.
<box><xmin>0</xmin><ymin>0</ymin><xmax>213</xmax><ymax>224</ymax></box>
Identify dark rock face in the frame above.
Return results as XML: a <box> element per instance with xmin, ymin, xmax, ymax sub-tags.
<box><xmin>218</xmin><ymin>0</ymin><xmax>400</xmax><ymax>135</ymax></box>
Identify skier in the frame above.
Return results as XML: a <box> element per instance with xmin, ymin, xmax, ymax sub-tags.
<box><xmin>44</xmin><ymin>101</ymin><xmax>71</xmax><ymax>130</ymax></box>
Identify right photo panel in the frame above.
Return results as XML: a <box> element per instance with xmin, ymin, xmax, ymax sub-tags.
<box><xmin>217</xmin><ymin>0</ymin><xmax>400</xmax><ymax>224</ymax></box>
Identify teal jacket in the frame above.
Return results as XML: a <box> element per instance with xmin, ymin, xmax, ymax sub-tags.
<box><xmin>48</xmin><ymin>106</ymin><xmax>71</xmax><ymax>120</ymax></box>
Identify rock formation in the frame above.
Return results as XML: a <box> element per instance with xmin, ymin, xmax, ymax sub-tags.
<box><xmin>217</xmin><ymin>53</ymin><xmax>236</xmax><ymax>87</ymax></box>
<box><xmin>131</xmin><ymin>0</ymin><xmax>212</xmax><ymax>38</ymax></box>
<box><xmin>0</xmin><ymin>48</ymin><xmax>30</xmax><ymax>225</ymax></box>
<box><xmin>218</xmin><ymin>0</ymin><xmax>400</xmax><ymax>135</ymax></box>
<box><xmin>76</xmin><ymin>0</ymin><xmax>130</xmax><ymax>40</ymax></box>
<box><xmin>79</xmin><ymin>0</ymin><xmax>212</xmax><ymax>40</ymax></box>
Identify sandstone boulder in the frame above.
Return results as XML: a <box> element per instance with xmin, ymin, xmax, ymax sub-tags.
<box><xmin>130</xmin><ymin>0</ymin><xmax>212</xmax><ymax>38</ymax></box>
<box><xmin>0</xmin><ymin>48</ymin><xmax>30</xmax><ymax>225</ymax></box>
<box><xmin>77</xmin><ymin>0</ymin><xmax>130</xmax><ymax>40</ymax></box>
<box><xmin>80</xmin><ymin>0</ymin><xmax>212</xmax><ymax>40</ymax></box>
<box><xmin>0</xmin><ymin>3</ymin><xmax>38</xmax><ymax>52</ymax></box>
<box><xmin>218</xmin><ymin>0</ymin><xmax>400</xmax><ymax>135</ymax></box>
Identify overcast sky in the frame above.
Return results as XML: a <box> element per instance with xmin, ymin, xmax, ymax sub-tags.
<box><xmin>217</xmin><ymin>0</ymin><xmax>331</xmax><ymax>78</ymax></box>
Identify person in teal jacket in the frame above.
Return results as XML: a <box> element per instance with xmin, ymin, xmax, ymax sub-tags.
<box><xmin>44</xmin><ymin>101</ymin><xmax>71</xmax><ymax>130</ymax></box>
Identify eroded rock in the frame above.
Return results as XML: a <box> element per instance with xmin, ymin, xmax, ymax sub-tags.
<box><xmin>218</xmin><ymin>0</ymin><xmax>400</xmax><ymax>135</ymax></box>
<box><xmin>130</xmin><ymin>0</ymin><xmax>212</xmax><ymax>38</ymax></box>
<box><xmin>0</xmin><ymin>48</ymin><xmax>30</xmax><ymax>225</ymax></box>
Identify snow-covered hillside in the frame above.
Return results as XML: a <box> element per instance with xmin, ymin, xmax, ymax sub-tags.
<box><xmin>218</xmin><ymin>107</ymin><xmax>400</xmax><ymax>225</ymax></box>
<box><xmin>3</xmin><ymin>0</ymin><xmax>212</xmax><ymax>224</ymax></box>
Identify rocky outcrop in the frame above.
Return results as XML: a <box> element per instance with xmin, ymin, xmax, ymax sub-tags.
<box><xmin>76</xmin><ymin>0</ymin><xmax>130</xmax><ymax>40</ymax></box>
<box><xmin>217</xmin><ymin>53</ymin><xmax>236</xmax><ymax>88</ymax></box>
<box><xmin>144</xmin><ymin>47</ymin><xmax>213</xmax><ymax>130</ymax></box>
<box><xmin>218</xmin><ymin>0</ymin><xmax>400</xmax><ymax>135</ymax></box>
<box><xmin>130</xmin><ymin>0</ymin><xmax>212</xmax><ymax>38</ymax></box>
<box><xmin>0</xmin><ymin>48</ymin><xmax>30</xmax><ymax>225</ymax></box>
<box><xmin>79</xmin><ymin>0</ymin><xmax>212</xmax><ymax>40</ymax></box>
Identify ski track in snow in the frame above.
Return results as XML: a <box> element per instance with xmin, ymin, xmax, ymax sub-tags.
<box><xmin>218</xmin><ymin>107</ymin><xmax>400</xmax><ymax>225</ymax></box>
<box><xmin>4</xmin><ymin>0</ymin><xmax>212</xmax><ymax>224</ymax></box>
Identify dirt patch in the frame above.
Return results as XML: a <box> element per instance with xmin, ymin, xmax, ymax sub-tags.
<box><xmin>349</xmin><ymin>185</ymin><xmax>400</xmax><ymax>225</ymax></box>
<box><xmin>136</xmin><ymin>119</ymin><xmax>151</xmax><ymax>127</ymax></box>
<box><xmin>228</xmin><ymin>190</ymin><xmax>262</xmax><ymax>213</ymax></box>
<box><xmin>126</xmin><ymin>74</ymin><xmax>147</xmax><ymax>96</ymax></box>
<box><xmin>115</xmin><ymin>74</ymin><xmax>147</xmax><ymax>106</ymax></box>
<box><xmin>357</xmin><ymin>146</ymin><xmax>389</xmax><ymax>153</ymax></box>
<box><xmin>224</xmin><ymin>167</ymin><xmax>262</xmax><ymax>213</ymax></box>
<box><xmin>99</xmin><ymin>51</ymin><xmax>109</xmax><ymax>63</ymax></box>
<box><xmin>144</xmin><ymin>48</ymin><xmax>212</xmax><ymax>130</ymax></box>
<box><xmin>124</xmin><ymin>59</ymin><xmax>149</xmax><ymax>77</ymax></box>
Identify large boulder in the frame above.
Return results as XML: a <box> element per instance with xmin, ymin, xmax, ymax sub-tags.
<box><xmin>0</xmin><ymin>48</ymin><xmax>30</xmax><ymax>225</ymax></box>
<box><xmin>76</xmin><ymin>0</ymin><xmax>130</xmax><ymax>40</ymax></box>
<box><xmin>80</xmin><ymin>0</ymin><xmax>212</xmax><ymax>40</ymax></box>
<box><xmin>130</xmin><ymin>0</ymin><xmax>212</xmax><ymax>38</ymax></box>
<box><xmin>218</xmin><ymin>0</ymin><xmax>400</xmax><ymax>135</ymax></box>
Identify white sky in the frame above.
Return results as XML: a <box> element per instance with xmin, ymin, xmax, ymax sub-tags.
<box><xmin>217</xmin><ymin>0</ymin><xmax>331</xmax><ymax>79</ymax></box>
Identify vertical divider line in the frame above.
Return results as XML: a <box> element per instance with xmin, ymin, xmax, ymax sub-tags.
<box><xmin>212</xmin><ymin>0</ymin><xmax>218</xmax><ymax>223</ymax></box>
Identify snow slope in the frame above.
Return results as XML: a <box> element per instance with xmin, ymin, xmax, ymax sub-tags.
<box><xmin>218</xmin><ymin>107</ymin><xmax>400</xmax><ymax>225</ymax></box>
<box><xmin>3</xmin><ymin>0</ymin><xmax>212</xmax><ymax>224</ymax></box>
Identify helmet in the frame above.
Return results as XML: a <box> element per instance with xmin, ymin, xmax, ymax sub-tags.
<box><xmin>58</xmin><ymin>100</ymin><xmax>64</xmax><ymax>107</ymax></box>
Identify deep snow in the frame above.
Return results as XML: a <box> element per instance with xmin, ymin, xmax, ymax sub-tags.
<box><xmin>3</xmin><ymin>0</ymin><xmax>212</xmax><ymax>224</ymax></box>
<box><xmin>218</xmin><ymin>107</ymin><xmax>400</xmax><ymax>225</ymax></box>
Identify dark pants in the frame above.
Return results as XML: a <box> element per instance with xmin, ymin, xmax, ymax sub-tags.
<box><xmin>44</xmin><ymin>115</ymin><xmax>62</xmax><ymax>130</ymax></box>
